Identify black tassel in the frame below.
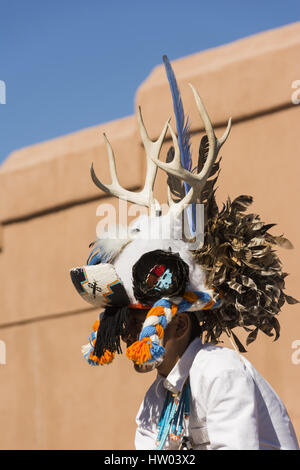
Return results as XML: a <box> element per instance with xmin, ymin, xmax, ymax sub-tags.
<box><xmin>94</xmin><ymin>306</ymin><xmax>129</xmax><ymax>357</ymax></box>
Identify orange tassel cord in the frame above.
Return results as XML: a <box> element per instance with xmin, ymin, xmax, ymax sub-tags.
<box><xmin>126</xmin><ymin>337</ymin><xmax>152</xmax><ymax>364</ymax></box>
<box><xmin>88</xmin><ymin>319</ymin><xmax>115</xmax><ymax>365</ymax></box>
<box><xmin>89</xmin><ymin>349</ymin><xmax>115</xmax><ymax>365</ymax></box>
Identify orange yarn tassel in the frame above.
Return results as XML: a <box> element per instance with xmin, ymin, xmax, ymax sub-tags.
<box><xmin>98</xmin><ymin>349</ymin><xmax>115</xmax><ymax>365</ymax></box>
<box><xmin>126</xmin><ymin>337</ymin><xmax>152</xmax><ymax>364</ymax></box>
<box><xmin>89</xmin><ymin>349</ymin><xmax>115</xmax><ymax>365</ymax></box>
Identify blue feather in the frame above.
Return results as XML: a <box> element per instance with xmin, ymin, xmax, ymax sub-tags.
<box><xmin>162</xmin><ymin>55</ymin><xmax>196</xmax><ymax>234</ymax></box>
<box><xmin>162</xmin><ymin>55</ymin><xmax>192</xmax><ymax>172</ymax></box>
<box><xmin>86</xmin><ymin>235</ymin><xmax>129</xmax><ymax>265</ymax></box>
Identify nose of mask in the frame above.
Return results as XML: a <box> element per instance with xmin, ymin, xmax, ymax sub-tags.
<box><xmin>70</xmin><ymin>263</ymin><xmax>130</xmax><ymax>308</ymax></box>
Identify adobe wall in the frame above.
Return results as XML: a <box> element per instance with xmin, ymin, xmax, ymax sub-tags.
<box><xmin>0</xmin><ymin>22</ymin><xmax>299</xmax><ymax>449</ymax></box>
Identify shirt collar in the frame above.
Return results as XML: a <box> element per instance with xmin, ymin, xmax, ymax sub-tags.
<box><xmin>162</xmin><ymin>337</ymin><xmax>203</xmax><ymax>394</ymax></box>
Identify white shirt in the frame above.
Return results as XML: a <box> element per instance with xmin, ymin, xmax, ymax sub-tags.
<box><xmin>135</xmin><ymin>338</ymin><xmax>299</xmax><ymax>450</ymax></box>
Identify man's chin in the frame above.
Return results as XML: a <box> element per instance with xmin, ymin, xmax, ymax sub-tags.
<box><xmin>133</xmin><ymin>362</ymin><xmax>156</xmax><ymax>373</ymax></box>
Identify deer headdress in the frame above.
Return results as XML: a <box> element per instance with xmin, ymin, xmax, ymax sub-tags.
<box><xmin>70</xmin><ymin>56</ymin><xmax>297</xmax><ymax>369</ymax></box>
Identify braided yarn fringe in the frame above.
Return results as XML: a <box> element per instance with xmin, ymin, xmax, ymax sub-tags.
<box><xmin>81</xmin><ymin>320</ymin><xmax>115</xmax><ymax>366</ymax></box>
<box><xmin>126</xmin><ymin>290</ymin><xmax>221</xmax><ymax>366</ymax></box>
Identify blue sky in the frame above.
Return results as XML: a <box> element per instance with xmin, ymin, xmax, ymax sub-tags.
<box><xmin>0</xmin><ymin>0</ymin><xmax>299</xmax><ymax>164</ymax></box>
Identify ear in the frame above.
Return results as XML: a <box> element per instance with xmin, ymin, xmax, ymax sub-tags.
<box><xmin>173</xmin><ymin>312</ymin><xmax>191</xmax><ymax>339</ymax></box>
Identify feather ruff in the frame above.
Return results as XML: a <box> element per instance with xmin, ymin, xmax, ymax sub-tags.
<box><xmin>193</xmin><ymin>187</ymin><xmax>298</xmax><ymax>350</ymax></box>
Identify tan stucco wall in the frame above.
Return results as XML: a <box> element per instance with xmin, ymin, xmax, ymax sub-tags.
<box><xmin>0</xmin><ymin>22</ymin><xmax>299</xmax><ymax>449</ymax></box>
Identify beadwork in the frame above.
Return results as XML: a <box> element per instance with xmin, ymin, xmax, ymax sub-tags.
<box><xmin>156</xmin><ymin>380</ymin><xmax>191</xmax><ymax>450</ymax></box>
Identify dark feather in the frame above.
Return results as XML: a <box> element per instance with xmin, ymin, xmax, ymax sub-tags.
<box><xmin>285</xmin><ymin>294</ymin><xmax>299</xmax><ymax>304</ymax></box>
<box><xmin>193</xmin><ymin>191</ymin><xmax>298</xmax><ymax>349</ymax></box>
<box><xmin>269</xmin><ymin>316</ymin><xmax>280</xmax><ymax>341</ymax></box>
<box><xmin>231</xmin><ymin>195</ymin><xmax>253</xmax><ymax>213</ymax></box>
<box><xmin>166</xmin><ymin>146</ymin><xmax>185</xmax><ymax>201</ymax></box>
<box><xmin>246</xmin><ymin>327</ymin><xmax>259</xmax><ymax>346</ymax></box>
<box><xmin>197</xmin><ymin>134</ymin><xmax>209</xmax><ymax>173</ymax></box>
<box><xmin>231</xmin><ymin>331</ymin><xmax>247</xmax><ymax>353</ymax></box>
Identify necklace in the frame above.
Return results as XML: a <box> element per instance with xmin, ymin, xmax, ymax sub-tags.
<box><xmin>156</xmin><ymin>379</ymin><xmax>190</xmax><ymax>450</ymax></box>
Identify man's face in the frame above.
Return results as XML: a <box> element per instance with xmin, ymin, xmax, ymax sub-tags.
<box><xmin>121</xmin><ymin>307</ymin><xmax>185</xmax><ymax>376</ymax></box>
<box><xmin>121</xmin><ymin>308</ymin><xmax>158</xmax><ymax>373</ymax></box>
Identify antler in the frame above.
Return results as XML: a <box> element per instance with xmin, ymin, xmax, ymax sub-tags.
<box><xmin>151</xmin><ymin>83</ymin><xmax>232</xmax><ymax>218</ymax></box>
<box><xmin>91</xmin><ymin>106</ymin><xmax>170</xmax><ymax>212</ymax></box>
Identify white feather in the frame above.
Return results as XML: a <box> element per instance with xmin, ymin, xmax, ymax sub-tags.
<box><xmin>92</xmin><ymin>224</ymin><xmax>131</xmax><ymax>263</ymax></box>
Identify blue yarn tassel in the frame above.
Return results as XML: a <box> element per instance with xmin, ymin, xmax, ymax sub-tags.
<box><xmin>150</xmin><ymin>340</ymin><xmax>165</xmax><ymax>362</ymax></box>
